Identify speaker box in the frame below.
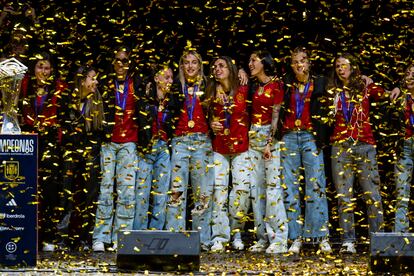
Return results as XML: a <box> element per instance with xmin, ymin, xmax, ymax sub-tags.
<box><xmin>370</xmin><ymin>232</ymin><xmax>414</xmax><ymax>273</ymax></box>
<box><xmin>116</xmin><ymin>230</ymin><xmax>200</xmax><ymax>272</ymax></box>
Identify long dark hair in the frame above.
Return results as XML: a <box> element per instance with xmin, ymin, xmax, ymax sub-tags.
<box><xmin>206</xmin><ymin>56</ymin><xmax>239</xmax><ymax>101</ymax></box>
<box><xmin>250</xmin><ymin>50</ymin><xmax>276</xmax><ymax>78</ymax></box>
<box><xmin>402</xmin><ymin>61</ymin><xmax>414</xmax><ymax>91</ymax></box>
<box><xmin>248</xmin><ymin>50</ymin><xmax>277</xmax><ymax>101</ymax></box>
<box><xmin>73</xmin><ymin>66</ymin><xmax>104</xmax><ymax>131</ymax></box>
<box><xmin>327</xmin><ymin>53</ymin><xmax>365</xmax><ymax>95</ymax></box>
<box><xmin>28</xmin><ymin>51</ymin><xmax>55</xmax><ymax>87</ymax></box>
<box><xmin>146</xmin><ymin>63</ymin><xmax>172</xmax><ymax>104</ymax></box>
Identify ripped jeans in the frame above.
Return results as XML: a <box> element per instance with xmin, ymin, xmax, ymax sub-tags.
<box><xmin>211</xmin><ymin>151</ymin><xmax>251</xmax><ymax>244</ymax></box>
<box><xmin>394</xmin><ymin>137</ymin><xmax>414</xmax><ymax>232</ymax></box>
<box><xmin>93</xmin><ymin>142</ymin><xmax>137</xmax><ymax>245</ymax></box>
<box><xmin>134</xmin><ymin>139</ymin><xmax>171</xmax><ymax>230</ymax></box>
<box><xmin>332</xmin><ymin>140</ymin><xmax>383</xmax><ymax>242</ymax></box>
<box><xmin>249</xmin><ymin>124</ymin><xmax>288</xmax><ymax>246</ymax></box>
<box><xmin>281</xmin><ymin>131</ymin><xmax>329</xmax><ymax>240</ymax></box>
<box><xmin>165</xmin><ymin>133</ymin><xmax>214</xmax><ymax>247</ymax></box>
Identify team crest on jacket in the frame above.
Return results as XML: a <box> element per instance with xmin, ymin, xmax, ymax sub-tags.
<box><xmin>264</xmin><ymin>88</ymin><xmax>272</xmax><ymax>98</ymax></box>
<box><xmin>236</xmin><ymin>92</ymin><xmax>244</xmax><ymax>103</ymax></box>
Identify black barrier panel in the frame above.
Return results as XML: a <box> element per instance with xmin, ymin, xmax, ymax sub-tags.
<box><xmin>0</xmin><ymin>134</ymin><xmax>37</xmax><ymax>267</ymax></box>
<box><xmin>370</xmin><ymin>232</ymin><xmax>414</xmax><ymax>273</ymax></box>
<box><xmin>117</xmin><ymin>230</ymin><xmax>200</xmax><ymax>272</ymax></box>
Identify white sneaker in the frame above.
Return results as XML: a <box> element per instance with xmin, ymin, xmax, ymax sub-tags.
<box><xmin>210</xmin><ymin>241</ymin><xmax>225</xmax><ymax>252</ymax></box>
<box><xmin>232</xmin><ymin>239</ymin><xmax>245</xmax><ymax>251</ymax></box>
<box><xmin>340</xmin><ymin>242</ymin><xmax>356</xmax><ymax>254</ymax></box>
<box><xmin>42</xmin><ymin>242</ymin><xmax>55</xmax><ymax>252</ymax></box>
<box><xmin>201</xmin><ymin>243</ymin><xmax>210</xmax><ymax>252</ymax></box>
<box><xmin>319</xmin><ymin>238</ymin><xmax>332</xmax><ymax>253</ymax></box>
<box><xmin>266</xmin><ymin>242</ymin><xmax>288</xmax><ymax>254</ymax></box>
<box><xmin>92</xmin><ymin>241</ymin><xmax>105</xmax><ymax>252</ymax></box>
<box><xmin>288</xmin><ymin>238</ymin><xmax>302</xmax><ymax>254</ymax></box>
<box><xmin>249</xmin><ymin>239</ymin><xmax>267</xmax><ymax>252</ymax></box>
<box><xmin>108</xmin><ymin>242</ymin><xmax>117</xmax><ymax>252</ymax></box>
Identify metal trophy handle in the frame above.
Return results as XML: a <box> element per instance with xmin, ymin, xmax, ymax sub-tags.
<box><xmin>0</xmin><ymin>58</ymin><xmax>28</xmax><ymax>134</ymax></box>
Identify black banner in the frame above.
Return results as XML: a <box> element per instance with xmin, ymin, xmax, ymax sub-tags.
<box><xmin>0</xmin><ymin>134</ymin><xmax>37</xmax><ymax>267</ymax></box>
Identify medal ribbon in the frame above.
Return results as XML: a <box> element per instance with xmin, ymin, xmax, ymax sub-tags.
<box><xmin>407</xmin><ymin>95</ymin><xmax>414</xmax><ymax>127</ymax></box>
<box><xmin>223</xmin><ymin>96</ymin><xmax>231</xmax><ymax>130</ymax></box>
<box><xmin>340</xmin><ymin>91</ymin><xmax>355</xmax><ymax>124</ymax></box>
<box><xmin>115</xmin><ymin>77</ymin><xmax>129</xmax><ymax>111</ymax></box>
<box><xmin>35</xmin><ymin>94</ymin><xmax>48</xmax><ymax>116</ymax></box>
<box><xmin>184</xmin><ymin>84</ymin><xmax>198</xmax><ymax>122</ymax></box>
<box><xmin>295</xmin><ymin>82</ymin><xmax>311</xmax><ymax>120</ymax></box>
<box><xmin>80</xmin><ymin>98</ymin><xmax>88</xmax><ymax>116</ymax></box>
<box><xmin>153</xmin><ymin>105</ymin><xmax>167</xmax><ymax>130</ymax></box>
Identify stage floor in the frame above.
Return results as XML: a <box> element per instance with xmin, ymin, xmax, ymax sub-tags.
<box><xmin>1</xmin><ymin>246</ymin><xmax>371</xmax><ymax>275</ymax></box>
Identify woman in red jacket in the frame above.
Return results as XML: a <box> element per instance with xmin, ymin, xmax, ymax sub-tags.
<box><xmin>207</xmin><ymin>56</ymin><xmax>250</xmax><ymax>252</ymax></box>
<box><xmin>328</xmin><ymin>53</ymin><xmax>385</xmax><ymax>254</ymax></box>
<box><xmin>20</xmin><ymin>52</ymin><xmax>66</xmax><ymax>252</ymax></box>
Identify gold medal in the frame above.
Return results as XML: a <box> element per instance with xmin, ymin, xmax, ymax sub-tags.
<box><xmin>258</xmin><ymin>86</ymin><xmax>264</xmax><ymax>96</ymax></box>
<box><xmin>224</xmin><ymin>128</ymin><xmax>230</xmax><ymax>135</ymax></box>
<box><xmin>37</xmin><ymin>87</ymin><xmax>46</xmax><ymax>96</ymax></box>
<box><xmin>188</xmin><ymin>120</ymin><xmax>195</xmax><ymax>128</ymax></box>
<box><xmin>295</xmin><ymin>119</ymin><xmax>301</xmax><ymax>127</ymax></box>
<box><xmin>118</xmin><ymin>84</ymin><xmax>125</xmax><ymax>93</ymax></box>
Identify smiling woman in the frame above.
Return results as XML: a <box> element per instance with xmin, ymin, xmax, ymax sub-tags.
<box><xmin>19</xmin><ymin>52</ymin><xmax>68</xmax><ymax>252</ymax></box>
<box><xmin>246</xmin><ymin>50</ymin><xmax>288</xmax><ymax>254</ymax></box>
<box><xmin>205</xmin><ymin>56</ymin><xmax>250</xmax><ymax>252</ymax></box>
<box><xmin>133</xmin><ymin>64</ymin><xmax>174</xmax><ymax>232</ymax></box>
<box><xmin>92</xmin><ymin>46</ymin><xmax>143</xmax><ymax>252</ymax></box>
<box><xmin>165</xmin><ymin>49</ymin><xmax>214</xmax><ymax>251</ymax></box>
<box><xmin>327</xmin><ymin>53</ymin><xmax>387</xmax><ymax>254</ymax></box>
<box><xmin>58</xmin><ymin>66</ymin><xmax>104</xmax><ymax>251</ymax></box>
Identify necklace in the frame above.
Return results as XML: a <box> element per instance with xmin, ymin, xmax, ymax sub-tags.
<box><xmin>258</xmin><ymin>77</ymin><xmax>272</xmax><ymax>96</ymax></box>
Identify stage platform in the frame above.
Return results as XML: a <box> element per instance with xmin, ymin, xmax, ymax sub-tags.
<box><xmin>0</xmin><ymin>245</ymin><xmax>371</xmax><ymax>275</ymax></box>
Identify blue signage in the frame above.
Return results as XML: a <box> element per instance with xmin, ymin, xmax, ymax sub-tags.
<box><xmin>0</xmin><ymin>134</ymin><xmax>37</xmax><ymax>267</ymax></box>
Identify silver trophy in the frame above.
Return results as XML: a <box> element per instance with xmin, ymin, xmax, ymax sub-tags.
<box><xmin>0</xmin><ymin>58</ymin><xmax>28</xmax><ymax>134</ymax></box>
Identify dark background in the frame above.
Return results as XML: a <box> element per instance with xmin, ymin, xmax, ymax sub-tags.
<box><xmin>1</xmin><ymin>0</ymin><xmax>414</xmax><ymax>240</ymax></box>
<box><xmin>1</xmin><ymin>0</ymin><xmax>413</xmax><ymax>82</ymax></box>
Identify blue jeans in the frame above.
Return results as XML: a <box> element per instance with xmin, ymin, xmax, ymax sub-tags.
<box><xmin>332</xmin><ymin>140</ymin><xmax>383</xmax><ymax>242</ymax></box>
<box><xmin>165</xmin><ymin>133</ymin><xmax>214</xmax><ymax>247</ymax></box>
<box><xmin>93</xmin><ymin>142</ymin><xmax>137</xmax><ymax>245</ymax></box>
<box><xmin>394</xmin><ymin>138</ymin><xmax>414</xmax><ymax>232</ymax></box>
<box><xmin>134</xmin><ymin>139</ymin><xmax>171</xmax><ymax>230</ymax></box>
<box><xmin>211</xmin><ymin>151</ymin><xmax>251</xmax><ymax>244</ymax></box>
<box><xmin>249</xmin><ymin>124</ymin><xmax>288</xmax><ymax>245</ymax></box>
<box><xmin>281</xmin><ymin>131</ymin><xmax>329</xmax><ymax>240</ymax></box>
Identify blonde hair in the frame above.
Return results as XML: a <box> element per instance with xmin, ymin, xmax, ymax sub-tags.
<box><xmin>178</xmin><ymin>50</ymin><xmax>205</xmax><ymax>90</ymax></box>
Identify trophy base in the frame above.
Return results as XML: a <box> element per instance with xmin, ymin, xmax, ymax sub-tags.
<box><xmin>1</xmin><ymin>113</ymin><xmax>21</xmax><ymax>134</ymax></box>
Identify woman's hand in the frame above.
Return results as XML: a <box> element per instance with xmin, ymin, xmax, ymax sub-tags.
<box><xmin>263</xmin><ymin>144</ymin><xmax>272</xmax><ymax>160</ymax></box>
<box><xmin>238</xmin><ymin>69</ymin><xmax>249</xmax><ymax>86</ymax></box>
<box><xmin>362</xmin><ymin>75</ymin><xmax>373</xmax><ymax>87</ymax></box>
<box><xmin>389</xmin><ymin>87</ymin><xmax>401</xmax><ymax>101</ymax></box>
<box><xmin>210</xmin><ymin>121</ymin><xmax>223</xmax><ymax>135</ymax></box>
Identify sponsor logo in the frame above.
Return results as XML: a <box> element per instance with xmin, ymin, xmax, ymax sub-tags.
<box><xmin>5</xmin><ymin>198</ymin><xmax>17</xmax><ymax>207</ymax></box>
<box><xmin>0</xmin><ymin>213</ymin><xmax>25</xmax><ymax>219</ymax></box>
<box><xmin>0</xmin><ymin>226</ymin><xmax>24</xmax><ymax>231</ymax></box>
<box><xmin>0</xmin><ymin>213</ymin><xmax>26</xmax><ymax>219</ymax></box>
<box><xmin>5</xmin><ymin>242</ymin><xmax>17</xmax><ymax>253</ymax></box>
<box><xmin>4</xmin><ymin>161</ymin><xmax>19</xmax><ymax>181</ymax></box>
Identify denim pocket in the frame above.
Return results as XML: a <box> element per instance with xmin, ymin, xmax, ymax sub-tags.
<box><xmin>116</xmin><ymin>199</ymin><xmax>136</xmax><ymax>219</ymax></box>
<box><xmin>96</xmin><ymin>199</ymin><xmax>113</xmax><ymax>220</ymax></box>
